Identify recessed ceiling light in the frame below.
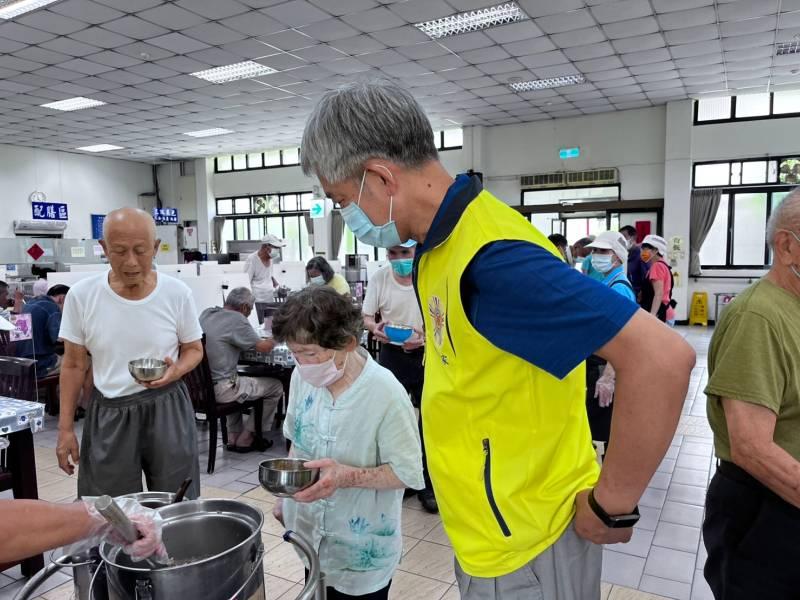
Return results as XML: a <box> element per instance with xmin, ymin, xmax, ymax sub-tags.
<box><xmin>777</xmin><ymin>41</ymin><xmax>800</xmax><ymax>56</ymax></box>
<box><xmin>76</xmin><ymin>144</ymin><xmax>124</xmax><ymax>152</ymax></box>
<box><xmin>509</xmin><ymin>75</ymin><xmax>586</xmax><ymax>92</ymax></box>
<box><xmin>41</xmin><ymin>97</ymin><xmax>106</xmax><ymax>111</ymax></box>
<box><xmin>0</xmin><ymin>0</ymin><xmax>60</xmax><ymax>19</ymax></box>
<box><xmin>415</xmin><ymin>1</ymin><xmax>527</xmax><ymax>39</ymax></box>
<box><xmin>191</xmin><ymin>61</ymin><xmax>277</xmax><ymax>84</ymax></box>
<box><xmin>182</xmin><ymin>128</ymin><xmax>234</xmax><ymax>138</ymax></box>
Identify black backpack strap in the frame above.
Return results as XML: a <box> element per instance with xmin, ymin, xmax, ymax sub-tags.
<box><xmin>610</xmin><ymin>276</ymin><xmax>634</xmax><ymax>293</ymax></box>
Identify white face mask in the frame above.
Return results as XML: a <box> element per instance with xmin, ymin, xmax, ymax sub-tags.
<box><xmin>309</xmin><ymin>275</ymin><xmax>325</xmax><ymax>285</ymax></box>
<box><xmin>591</xmin><ymin>254</ymin><xmax>615</xmax><ymax>274</ymax></box>
<box><xmin>296</xmin><ymin>351</ymin><xmax>347</xmax><ymax>388</ymax></box>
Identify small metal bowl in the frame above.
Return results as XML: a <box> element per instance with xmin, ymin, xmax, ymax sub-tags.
<box><xmin>259</xmin><ymin>458</ymin><xmax>319</xmax><ymax>498</ymax></box>
<box><xmin>128</xmin><ymin>358</ymin><xmax>168</xmax><ymax>382</ymax></box>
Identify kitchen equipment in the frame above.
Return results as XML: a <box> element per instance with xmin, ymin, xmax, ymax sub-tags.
<box><xmin>128</xmin><ymin>359</ymin><xmax>167</xmax><ymax>382</ymax></box>
<box><xmin>94</xmin><ymin>496</ymin><xmax>162</xmax><ymax>571</ymax></box>
<box><xmin>384</xmin><ymin>323</ymin><xmax>413</xmax><ymax>345</ymax></box>
<box><xmin>172</xmin><ymin>478</ymin><xmax>192</xmax><ymax>504</ymax></box>
<box><xmin>118</xmin><ymin>492</ymin><xmax>176</xmax><ymax>510</ymax></box>
<box><xmin>259</xmin><ymin>458</ymin><xmax>319</xmax><ymax>498</ymax></box>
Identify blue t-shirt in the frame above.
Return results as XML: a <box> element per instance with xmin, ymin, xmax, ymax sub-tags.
<box><xmin>16</xmin><ymin>295</ymin><xmax>61</xmax><ymax>376</ymax></box>
<box><xmin>603</xmin><ymin>266</ymin><xmax>637</xmax><ymax>303</ymax></box>
<box><xmin>421</xmin><ymin>175</ymin><xmax>639</xmax><ymax>380</ymax></box>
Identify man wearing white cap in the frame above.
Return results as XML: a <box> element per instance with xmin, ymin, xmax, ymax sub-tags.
<box><xmin>244</xmin><ymin>234</ymin><xmax>286</xmax><ymax>303</ymax></box>
<box><xmin>639</xmin><ymin>234</ymin><xmax>674</xmax><ymax>323</ymax></box>
<box><xmin>586</xmin><ymin>232</ymin><xmax>637</xmax><ymax>457</ymax></box>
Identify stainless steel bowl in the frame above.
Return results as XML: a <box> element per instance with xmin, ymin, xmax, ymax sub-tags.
<box><xmin>128</xmin><ymin>358</ymin><xmax>167</xmax><ymax>382</ymax></box>
<box><xmin>259</xmin><ymin>458</ymin><xmax>319</xmax><ymax>497</ymax></box>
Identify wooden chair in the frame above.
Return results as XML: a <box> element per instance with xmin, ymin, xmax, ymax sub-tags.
<box><xmin>0</xmin><ymin>356</ymin><xmax>36</xmax><ymax>401</ymax></box>
<box><xmin>37</xmin><ymin>372</ymin><xmax>60</xmax><ymax>416</ymax></box>
<box><xmin>182</xmin><ymin>337</ymin><xmax>264</xmax><ymax>474</ymax></box>
<box><xmin>0</xmin><ymin>330</ymin><xmax>13</xmax><ymax>357</ymax></box>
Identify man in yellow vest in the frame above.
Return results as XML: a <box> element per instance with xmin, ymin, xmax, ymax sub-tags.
<box><xmin>300</xmin><ymin>82</ymin><xmax>696</xmax><ymax>599</ymax></box>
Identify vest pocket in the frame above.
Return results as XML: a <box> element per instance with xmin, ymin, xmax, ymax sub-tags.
<box><xmin>482</xmin><ymin>438</ymin><xmax>512</xmax><ymax>538</ymax></box>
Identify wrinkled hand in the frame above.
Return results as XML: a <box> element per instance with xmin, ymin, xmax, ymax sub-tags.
<box><xmin>14</xmin><ymin>289</ymin><xmax>24</xmax><ymax>304</ymax></box>
<box><xmin>594</xmin><ymin>377</ymin><xmax>615</xmax><ymax>408</ymax></box>
<box><xmin>137</xmin><ymin>357</ymin><xmax>181</xmax><ymax>389</ymax></box>
<box><xmin>272</xmin><ymin>499</ymin><xmax>284</xmax><ymax>526</ymax></box>
<box><xmin>56</xmin><ymin>430</ymin><xmax>80</xmax><ymax>475</ymax></box>
<box><xmin>292</xmin><ymin>458</ymin><xmax>349</xmax><ymax>503</ymax></box>
<box><xmin>371</xmin><ymin>322</ymin><xmax>390</xmax><ymax>344</ymax></box>
<box><xmin>574</xmin><ymin>489</ymin><xmax>633</xmax><ymax>545</ymax></box>
<box><xmin>402</xmin><ymin>328</ymin><xmax>425</xmax><ymax>352</ymax></box>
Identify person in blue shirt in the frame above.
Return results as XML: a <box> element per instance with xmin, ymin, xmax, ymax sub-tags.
<box><xmin>620</xmin><ymin>225</ymin><xmax>650</xmax><ymax>299</ymax></box>
<box><xmin>16</xmin><ymin>284</ymin><xmax>69</xmax><ymax>378</ymax></box>
<box><xmin>584</xmin><ymin>232</ymin><xmax>636</xmax><ymax>458</ymax></box>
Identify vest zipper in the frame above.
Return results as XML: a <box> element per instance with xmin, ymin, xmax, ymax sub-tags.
<box><xmin>482</xmin><ymin>438</ymin><xmax>511</xmax><ymax>537</ymax></box>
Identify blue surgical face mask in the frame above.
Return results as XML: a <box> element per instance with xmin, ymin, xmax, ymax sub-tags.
<box><xmin>309</xmin><ymin>275</ymin><xmax>325</xmax><ymax>285</ymax></box>
<box><xmin>340</xmin><ymin>169</ymin><xmax>402</xmax><ymax>249</ymax></box>
<box><xmin>591</xmin><ymin>254</ymin><xmax>615</xmax><ymax>274</ymax></box>
<box><xmin>391</xmin><ymin>258</ymin><xmax>413</xmax><ymax>277</ymax></box>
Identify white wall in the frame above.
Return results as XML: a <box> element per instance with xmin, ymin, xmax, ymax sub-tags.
<box><xmin>0</xmin><ymin>144</ymin><xmax>153</xmax><ymax>239</ymax></box>
<box><xmin>156</xmin><ymin>162</ymin><xmax>197</xmax><ymax>222</ymax></box>
<box><xmin>691</xmin><ymin>117</ymin><xmax>800</xmax><ymax>161</ymax></box>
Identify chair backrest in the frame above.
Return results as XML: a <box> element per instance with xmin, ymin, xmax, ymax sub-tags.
<box><xmin>0</xmin><ymin>356</ymin><xmax>36</xmax><ymax>401</ymax></box>
<box><xmin>0</xmin><ymin>331</ymin><xmax>13</xmax><ymax>357</ymax></box>
<box><xmin>182</xmin><ymin>336</ymin><xmax>216</xmax><ymax>417</ymax></box>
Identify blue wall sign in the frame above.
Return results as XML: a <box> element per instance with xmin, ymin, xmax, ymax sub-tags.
<box><xmin>32</xmin><ymin>202</ymin><xmax>68</xmax><ymax>221</ymax></box>
<box><xmin>153</xmin><ymin>207</ymin><xmax>178</xmax><ymax>224</ymax></box>
<box><xmin>91</xmin><ymin>214</ymin><xmax>105</xmax><ymax>240</ymax></box>
<box><xmin>559</xmin><ymin>147</ymin><xmax>581</xmax><ymax>159</ymax></box>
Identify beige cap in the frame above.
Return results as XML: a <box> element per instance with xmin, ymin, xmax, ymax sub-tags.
<box><xmin>260</xmin><ymin>234</ymin><xmax>286</xmax><ymax>247</ymax></box>
<box><xmin>642</xmin><ymin>234</ymin><xmax>667</xmax><ymax>256</ymax></box>
<box><xmin>587</xmin><ymin>231</ymin><xmax>628</xmax><ymax>264</ymax></box>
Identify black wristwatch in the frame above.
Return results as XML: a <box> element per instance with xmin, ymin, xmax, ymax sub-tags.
<box><xmin>588</xmin><ymin>488</ymin><xmax>640</xmax><ymax>528</ymax></box>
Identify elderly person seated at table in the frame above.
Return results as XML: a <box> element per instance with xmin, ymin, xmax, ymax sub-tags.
<box><xmin>306</xmin><ymin>256</ymin><xmax>351</xmax><ymax>296</ymax></box>
<box><xmin>200</xmin><ymin>287</ymin><xmax>284</xmax><ymax>453</ymax></box>
<box><xmin>16</xmin><ymin>284</ymin><xmax>69</xmax><ymax>379</ymax></box>
<box><xmin>271</xmin><ymin>286</ymin><xmax>423</xmax><ymax>600</ymax></box>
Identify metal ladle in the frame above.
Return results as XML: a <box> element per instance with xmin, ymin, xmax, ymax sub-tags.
<box><xmin>94</xmin><ymin>495</ymin><xmax>164</xmax><ymax>570</ymax></box>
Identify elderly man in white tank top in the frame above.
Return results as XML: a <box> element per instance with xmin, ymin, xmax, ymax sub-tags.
<box><xmin>57</xmin><ymin>207</ymin><xmax>203</xmax><ymax>499</ymax></box>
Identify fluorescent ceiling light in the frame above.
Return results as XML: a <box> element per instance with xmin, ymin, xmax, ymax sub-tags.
<box><xmin>191</xmin><ymin>61</ymin><xmax>277</xmax><ymax>84</ymax></box>
<box><xmin>41</xmin><ymin>97</ymin><xmax>106</xmax><ymax>111</ymax></box>
<box><xmin>415</xmin><ymin>2</ymin><xmax>527</xmax><ymax>39</ymax></box>
<box><xmin>0</xmin><ymin>0</ymin><xmax>59</xmax><ymax>19</ymax></box>
<box><xmin>777</xmin><ymin>41</ymin><xmax>800</xmax><ymax>56</ymax></box>
<box><xmin>509</xmin><ymin>75</ymin><xmax>586</xmax><ymax>92</ymax></box>
<box><xmin>76</xmin><ymin>144</ymin><xmax>124</xmax><ymax>152</ymax></box>
<box><xmin>182</xmin><ymin>128</ymin><xmax>234</xmax><ymax>138</ymax></box>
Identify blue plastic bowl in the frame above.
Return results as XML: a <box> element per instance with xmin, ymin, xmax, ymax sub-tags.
<box><xmin>384</xmin><ymin>324</ymin><xmax>413</xmax><ymax>344</ymax></box>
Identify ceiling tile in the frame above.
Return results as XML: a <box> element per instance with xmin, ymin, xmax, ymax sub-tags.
<box><xmin>98</xmin><ymin>68</ymin><xmax>151</xmax><ymax>85</ymax></box>
<box><xmin>516</xmin><ymin>0</ymin><xmax>586</xmax><ymax>18</ymax></box>
<box><xmin>308</xmin><ymin>0</ymin><xmax>378</xmax><ymax>17</ymax></box>
<box><xmin>722</xmin><ymin>31</ymin><xmax>776</xmax><ymax>51</ymax></box>
<box><xmin>550</xmin><ymin>26</ymin><xmax>607</xmax><ymax>47</ymax></box>
<box><xmin>259</xmin><ymin>30</ymin><xmax>316</xmax><ymax>52</ymax></box>
<box><xmin>358</xmin><ymin>49</ymin><xmax>414</xmax><ymax>67</ymax></box>
<box><xmin>476</xmin><ymin>58</ymin><xmax>525</xmax><ymax>75</ymax></box>
<box><xmin>417</xmin><ymin>53</ymin><xmax>468</xmax><ymax>71</ymax></box>
<box><xmin>102</xmin><ymin>15</ymin><xmax>170</xmax><ymax>39</ymax></box>
<box><xmin>517</xmin><ymin>50</ymin><xmax>569</xmax><ymax>69</ymax></box>
<box><xmin>724</xmin><ymin>45</ymin><xmax>774</xmax><ymax>61</ymax></box>
<box><xmin>297</xmin><ymin>18</ymin><xmax>360</xmax><ymax>43</ymax></box>
<box><xmin>116</xmin><ymin>42</ymin><xmax>175</xmax><ymax>62</ymax></box>
<box><xmin>380</xmin><ymin>61</ymin><xmax>431</xmax><ymax>78</ymax></box>
<box><xmin>485</xmin><ymin>20</ymin><xmax>543</xmax><ymax>44</ymax></box>
<box><xmin>670</xmin><ymin>39</ymin><xmax>723</xmax><ymax>58</ymax></box>
<box><xmin>535</xmin><ymin>9</ymin><xmax>596</xmax><ymax>34</ymax></box>
<box><xmin>183</xmin><ymin>22</ymin><xmax>248</xmax><ymax>45</ymax></box>
<box><xmin>663</xmin><ymin>25</ymin><xmax>719</xmax><ymax>45</ymax></box>
<box><xmin>126</xmin><ymin>62</ymin><xmax>181</xmax><ymax>79</ymax></box>
<box><xmin>49</xmin><ymin>0</ymin><xmax>125</xmax><ymax>23</ymax></box>
<box><xmin>534</xmin><ymin>63</ymin><xmax>581</xmax><ymax>78</ymax></box>
<box><xmin>137</xmin><ymin>4</ymin><xmax>208</xmax><ymax>29</ymax></box>
<box><xmin>69</xmin><ymin>26</ymin><xmax>135</xmax><ymax>48</ymax></box>
<box><xmin>718</xmin><ymin>0</ymin><xmax>779</xmax><ymax>22</ymax></box>
<box><xmin>586</xmin><ymin>67</ymin><xmax>631</xmax><ymax>80</ymax></box>
<box><xmin>16</xmin><ymin>10</ymin><xmax>89</xmax><ymax>35</ymax></box>
<box><xmin>388</xmin><ymin>0</ymin><xmax>454</xmax><ymax>22</ymax></box>
<box><xmin>719</xmin><ymin>15</ymin><xmax>776</xmax><ymax>36</ymax></box>
<box><xmin>60</xmin><ymin>58</ymin><xmax>116</xmax><ymax>75</ymax></box>
<box><xmin>460</xmin><ymin>45</ymin><xmax>511</xmax><ymax>64</ymax></box>
<box><xmin>502</xmin><ymin>36</ymin><xmax>557</xmax><ymax>57</ymax></box>
<box><xmin>575</xmin><ymin>55</ymin><xmax>625</xmax><ymax>72</ymax></box>
<box><xmin>603</xmin><ymin>16</ymin><xmax>660</xmax><ymax>38</ymax></box>
<box><xmin>175</xmin><ymin>0</ymin><xmax>251</xmax><ymax>20</ymax></box>
<box><xmin>367</xmin><ymin>25</ymin><xmax>430</xmax><ymax>47</ymax></box>
<box><xmin>292</xmin><ymin>44</ymin><xmax>348</xmax><ymax>62</ymax></box>
<box><xmin>146</xmin><ymin>33</ymin><xmax>211</xmax><ymax>54</ymax></box>
<box><xmin>590</xmin><ymin>0</ymin><xmax>653</xmax><ymax>24</ymax></box>
<box><xmin>652</xmin><ymin>0</ymin><xmax>713</xmax><ymax>12</ymax></box>
<box><xmin>394</xmin><ymin>42</ymin><xmax>450</xmax><ymax>60</ymax></box>
<box><xmin>563</xmin><ymin>42</ymin><xmax>615</xmax><ymax>61</ymax></box>
<box><xmin>0</xmin><ymin>55</ymin><xmax>44</xmax><ymax>72</ymax></box>
<box><xmin>0</xmin><ymin>38</ymin><xmax>26</xmax><ymax>53</ymax></box>
<box><xmin>255</xmin><ymin>53</ymin><xmax>307</xmax><ymax>71</ymax></box>
<box><xmin>342</xmin><ymin>7</ymin><xmax>407</xmax><ymax>32</ymax></box>
<box><xmin>330</xmin><ymin>34</ymin><xmax>386</xmax><ymax>54</ymax></box>
<box><xmin>621</xmin><ymin>48</ymin><xmax>672</xmax><ymax>66</ymax></box>
<box><xmin>658</xmin><ymin>7</ymin><xmax>717</xmax><ymax>29</ymax></box>
<box><xmin>635</xmin><ymin>68</ymin><xmax>680</xmax><ymax>81</ymax></box>
<box><xmin>438</xmin><ymin>31</ymin><xmax>494</xmax><ymax>53</ymax></box>
<box><xmin>220</xmin><ymin>38</ymin><xmax>280</xmax><ymax>60</ymax></box>
<box><xmin>0</xmin><ymin>22</ymin><xmax>58</xmax><ymax>44</ymax></box>
<box><xmin>611</xmin><ymin>33</ymin><xmax>665</xmax><ymax>53</ymax></box>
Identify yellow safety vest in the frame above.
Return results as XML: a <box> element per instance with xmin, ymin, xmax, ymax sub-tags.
<box><xmin>417</xmin><ymin>188</ymin><xmax>600</xmax><ymax>577</ymax></box>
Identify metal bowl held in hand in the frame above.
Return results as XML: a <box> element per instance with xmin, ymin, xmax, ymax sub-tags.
<box><xmin>128</xmin><ymin>359</ymin><xmax>167</xmax><ymax>382</ymax></box>
<box><xmin>100</xmin><ymin>499</ymin><xmax>265</xmax><ymax>600</ymax></box>
<box><xmin>259</xmin><ymin>458</ymin><xmax>319</xmax><ymax>498</ymax></box>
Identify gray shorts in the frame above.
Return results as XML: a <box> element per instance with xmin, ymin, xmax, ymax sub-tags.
<box><xmin>77</xmin><ymin>381</ymin><xmax>200</xmax><ymax>500</ymax></box>
<box><xmin>213</xmin><ymin>375</ymin><xmax>283</xmax><ymax>434</ymax></box>
<box><xmin>455</xmin><ymin>522</ymin><xmax>601</xmax><ymax>600</ymax></box>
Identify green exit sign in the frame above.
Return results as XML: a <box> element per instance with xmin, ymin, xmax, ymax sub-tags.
<box><xmin>559</xmin><ymin>147</ymin><xmax>580</xmax><ymax>159</ymax></box>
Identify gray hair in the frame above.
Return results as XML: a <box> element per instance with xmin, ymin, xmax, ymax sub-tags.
<box><xmin>225</xmin><ymin>287</ymin><xmax>255</xmax><ymax>311</ymax></box>
<box><xmin>300</xmin><ymin>81</ymin><xmax>439</xmax><ymax>183</ymax></box>
<box><xmin>767</xmin><ymin>188</ymin><xmax>800</xmax><ymax>248</ymax></box>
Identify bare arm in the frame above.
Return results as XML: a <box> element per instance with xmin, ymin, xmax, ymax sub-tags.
<box><xmin>363</xmin><ymin>314</ymin><xmax>389</xmax><ymax>343</ymax></box>
<box><xmin>724</xmin><ymin>398</ymin><xmax>800</xmax><ymax>508</ymax></box>
<box><xmin>291</xmin><ymin>459</ymin><xmax>405</xmax><ymax>503</ymax></box>
<box><xmin>575</xmin><ymin>310</ymin><xmax>695</xmax><ymax>543</ymax></box>
<box><xmin>0</xmin><ymin>500</ymin><xmax>93</xmax><ymax>562</ymax></box>
<box><xmin>139</xmin><ymin>339</ymin><xmax>203</xmax><ymax>389</ymax></box>
<box><xmin>56</xmin><ymin>341</ymin><xmax>90</xmax><ymax>475</ymax></box>
<box><xmin>649</xmin><ymin>280</ymin><xmax>664</xmax><ymax>315</ymax></box>
<box><xmin>255</xmin><ymin>338</ymin><xmax>276</xmax><ymax>354</ymax></box>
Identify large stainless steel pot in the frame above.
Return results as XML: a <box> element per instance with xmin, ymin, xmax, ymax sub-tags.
<box><xmin>118</xmin><ymin>492</ymin><xmax>176</xmax><ymax>510</ymax></box>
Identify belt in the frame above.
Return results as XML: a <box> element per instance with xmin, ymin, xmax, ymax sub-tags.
<box><xmin>717</xmin><ymin>459</ymin><xmax>761</xmax><ymax>488</ymax></box>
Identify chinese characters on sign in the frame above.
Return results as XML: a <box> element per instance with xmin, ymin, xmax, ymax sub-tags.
<box><xmin>153</xmin><ymin>207</ymin><xmax>178</xmax><ymax>224</ymax></box>
<box><xmin>32</xmin><ymin>202</ymin><xmax>68</xmax><ymax>221</ymax></box>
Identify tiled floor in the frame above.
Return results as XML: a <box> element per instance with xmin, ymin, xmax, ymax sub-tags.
<box><xmin>0</xmin><ymin>326</ymin><xmax>715</xmax><ymax>600</ymax></box>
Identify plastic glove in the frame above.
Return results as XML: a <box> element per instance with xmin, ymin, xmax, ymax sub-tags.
<box><xmin>594</xmin><ymin>376</ymin><xmax>615</xmax><ymax>408</ymax></box>
<box><xmin>71</xmin><ymin>497</ymin><xmax>169</xmax><ymax>563</ymax></box>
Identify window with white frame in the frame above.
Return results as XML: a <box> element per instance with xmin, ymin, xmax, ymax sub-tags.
<box><xmin>695</xmin><ymin>91</ymin><xmax>800</xmax><ymax>124</ymax></box>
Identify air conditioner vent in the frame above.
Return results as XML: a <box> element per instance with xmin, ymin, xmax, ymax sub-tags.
<box><xmin>521</xmin><ymin>168</ymin><xmax>619</xmax><ymax>190</ymax></box>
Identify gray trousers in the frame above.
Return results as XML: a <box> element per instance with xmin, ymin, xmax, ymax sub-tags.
<box><xmin>455</xmin><ymin>522</ymin><xmax>601</xmax><ymax>600</ymax></box>
<box><xmin>77</xmin><ymin>382</ymin><xmax>201</xmax><ymax>500</ymax></box>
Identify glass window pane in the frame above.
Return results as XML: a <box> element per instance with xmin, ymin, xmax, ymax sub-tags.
<box><xmin>282</xmin><ymin>147</ymin><xmax>299</xmax><ymax>165</ymax></box>
<box><xmin>522</xmin><ymin>186</ymin><xmax>619</xmax><ymax>206</ymax></box>
<box><xmin>339</xmin><ymin>227</ymin><xmax>356</xmax><ymax>264</ymax></box>
<box><xmin>733</xmin><ymin>193</ymin><xmax>767</xmax><ymax>265</ymax></box>
<box><xmin>299</xmin><ymin>216</ymin><xmax>312</xmax><ymax>261</ymax></box>
<box><xmin>531</xmin><ymin>213</ymin><xmax>560</xmax><ymax>235</ymax></box>
<box><xmin>773</xmin><ymin>90</ymin><xmax>800</xmax><ymax>114</ymax></box>
<box><xmin>779</xmin><ymin>158</ymin><xmax>800</xmax><ymax>184</ymax></box>
<box><xmin>267</xmin><ymin>216</ymin><xmax>283</xmax><ymax>239</ymax></box>
<box><xmin>220</xmin><ymin>219</ymin><xmax>234</xmax><ymax>253</ymax></box>
<box><xmin>282</xmin><ymin>216</ymin><xmax>300</xmax><ymax>262</ymax></box>
<box><xmin>251</xmin><ymin>218</ymin><xmax>266</xmax><ymax>240</ymax></box>
<box><xmin>697</xmin><ymin>97</ymin><xmax>731</xmax><ymax>121</ymax></box>
<box><xmin>252</xmin><ymin>196</ymin><xmax>268</xmax><ymax>214</ymax></box>
<box><xmin>266</xmin><ymin>195</ymin><xmax>280</xmax><ymax>214</ymax></box>
<box><xmin>735</xmin><ymin>93</ymin><xmax>770</xmax><ymax>118</ymax></box>
<box><xmin>699</xmin><ymin>195</ymin><xmax>728</xmax><ymax>266</ymax></box>
<box><xmin>217</xmin><ymin>199</ymin><xmax>233</xmax><ymax>215</ymax></box>
<box><xmin>265</xmin><ymin>150</ymin><xmax>281</xmax><ymax>166</ymax></box>
<box><xmin>694</xmin><ymin>163</ymin><xmax>730</xmax><ymax>186</ymax></box>
<box><xmin>299</xmin><ymin>193</ymin><xmax>314</xmax><ymax>211</ymax></box>
<box><xmin>741</xmin><ymin>161</ymin><xmax>766</xmax><ymax>184</ymax></box>
<box><xmin>767</xmin><ymin>160</ymin><xmax>778</xmax><ymax>183</ymax></box>
<box><xmin>216</xmin><ymin>156</ymin><xmax>232</xmax><ymax>172</ymax></box>
<box><xmin>234</xmin><ymin>218</ymin><xmax>247</xmax><ymax>241</ymax></box>
<box><xmin>233</xmin><ymin>154</ymin><xmax>247</xmax><ymax>170</ymax></box>
<box><xmin>247</xmin><ymin>153</ymin><xmax>263</xmax><ymax>168</ymax></box>
<box><xmin>234</xmin><ymin>197</ymin><xmax>251</xmax><ymax>214</ymax></box>
<box><xmin>443</xmin><ymin>128</ymin><xmax>463</xmax><ymax>148</ymax></box>
<box><xmin>730</xmin><ymin>162</ymin><xmax>741</xmax><ymax>185</ymax></box>
<box><xmin>281</xmin><ymin>194</ymin><xmax>298</xmax><ymax>212</ymax></box>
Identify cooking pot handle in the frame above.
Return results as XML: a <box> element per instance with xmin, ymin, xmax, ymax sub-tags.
<box><xmin>225</xmin><ymin>546</ymin><xmax>266</xmax><ymax>600</ymax></box>
<box><xmin>13</xmin><ymin>555</ymin><xmax>71</xmax><ymax>600</ymax></box>
<box><xmin>283</xmin><ymin>531</ymin><xmax>326</xmax><ymax>600</ymax></box>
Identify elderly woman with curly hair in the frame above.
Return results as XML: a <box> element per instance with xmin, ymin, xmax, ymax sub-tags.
<box><xmin>271</xmin><ymin>286</ymin><xmax>423</xmax><ymax>600</ymax></box>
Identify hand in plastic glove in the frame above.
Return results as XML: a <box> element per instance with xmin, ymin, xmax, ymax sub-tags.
<box><xmin>594</xmin><ymin>376</ymin><xmax>615</xmax><ymax>408</ymax></box>
<box><xmin>79</xmin><ymin>498</ymin><xmax>169</xmax><ymax>563</ymax></box>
